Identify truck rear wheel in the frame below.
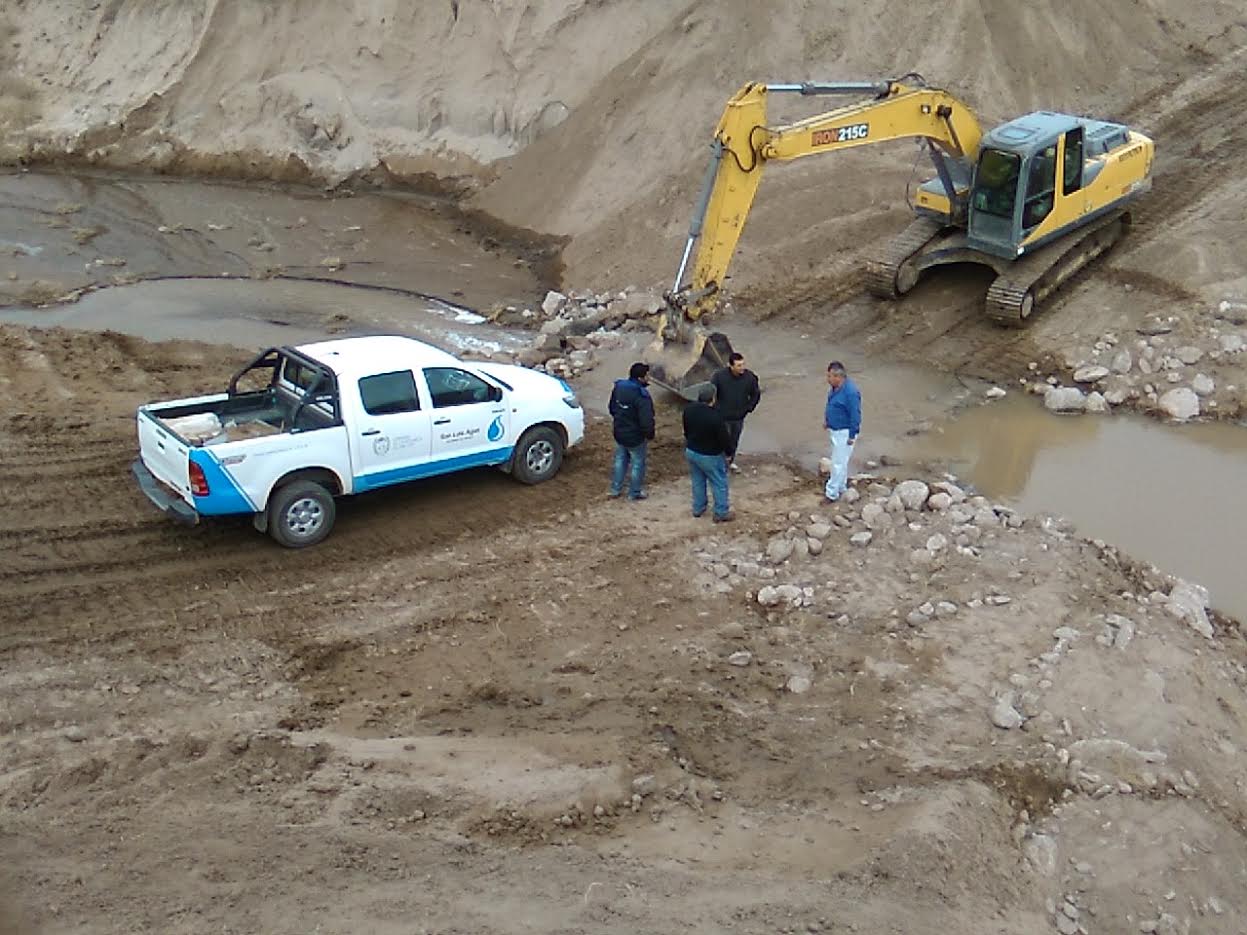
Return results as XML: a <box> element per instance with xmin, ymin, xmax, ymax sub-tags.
<box><xmin>512</xmin><ymin>426</ymin><xmax>563</xmax><ymax>485</ymax></box>
<box><xmin>267</xmin><ymin>481</ymin><xmax>336</xmax><ymax>548</ymax></box>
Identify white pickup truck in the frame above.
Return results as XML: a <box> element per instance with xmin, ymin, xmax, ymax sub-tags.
<box><xmin>132</xmin><ymin>335</ymin><xmax>585</xmax><ymax>547</ymax></box>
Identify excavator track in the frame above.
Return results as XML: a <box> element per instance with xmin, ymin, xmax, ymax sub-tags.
<box><xmin>863</xmin><ymin>217</ymin><xmax>945</xmax><ymax>299</ymax></box>
<box><xmin>984</xmin><ymin>211</ymin><xmax>1129</xmax><ymax>326</ymax></box>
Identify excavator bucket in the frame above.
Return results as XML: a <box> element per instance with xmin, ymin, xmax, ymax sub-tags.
<box><xmin>643</xmin><ymin>327</ymin><xmax>735</xmax><ymax>400</ymax></box>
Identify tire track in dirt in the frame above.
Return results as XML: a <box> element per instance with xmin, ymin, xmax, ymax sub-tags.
<box><xmin>0</xmin><ymin>323</ymin><xmax>702</xmax><ymax>655</ymax></box>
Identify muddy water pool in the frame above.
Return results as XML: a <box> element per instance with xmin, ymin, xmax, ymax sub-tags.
<box><xmin>904</xmin><ymin>394</ymin><xmax>1247</xmax><ymax>620</ymax></box>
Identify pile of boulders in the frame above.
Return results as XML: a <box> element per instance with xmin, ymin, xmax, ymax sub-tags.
<box><xmin>491</xmin><ymin>287</ymin><xmax>664</xmax><ymax>379</ymax></box>
<box><xmin>1006</xmin><ymin>303</ymin><xmax>1246</xmax><ymax>422</ymax></box>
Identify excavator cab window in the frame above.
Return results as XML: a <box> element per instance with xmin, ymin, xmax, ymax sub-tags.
<box><xmin>1062</xmin><ymin>128</ymin><xmax>1084</xmax><ymax>196</ymax></box>
<box><xmin>1022</xmin><ymin>145</ymin><xmax>1057</xmax><ymax>230</ymax></box>
<box><xmin>971</xmin><ymin>149</ymin><xmax>1021</xmax><ymax>219</ymax></box>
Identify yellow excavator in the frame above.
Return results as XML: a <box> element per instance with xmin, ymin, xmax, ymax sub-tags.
<box><xmin>647</xmin><ymin>75</ymin><xmax>1155</xmax><ymax>394</ymax></box>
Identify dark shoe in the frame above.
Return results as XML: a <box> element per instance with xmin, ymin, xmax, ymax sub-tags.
<box><xmin>712</xmin><ymin>512</ymin><xmax>735</xmax><ymax>523</ymax></box>
<box><xmin>824</xmin><ymin>495</ymin><xmax>839</xmax><ymax>504</ymax></box>
<box><xmin>692</xmin><ymin>510</ymin><xmax>706</xmax><ymax>518</ymax></box>
<box><xmin>607</xmin><ymin>490</ymin><xmax>622</xmax><ymax>499</ymax></box>
<box><xmin>627</xmin><ymin>492</ymin><xmax>648</xmax><ymax>501</ymax></box>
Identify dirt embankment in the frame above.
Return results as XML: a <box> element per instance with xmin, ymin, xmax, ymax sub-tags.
<box><xmin>3</xmin><ymin>1</ymin><xmax>1246</xmax><ymax>293</ymax></box>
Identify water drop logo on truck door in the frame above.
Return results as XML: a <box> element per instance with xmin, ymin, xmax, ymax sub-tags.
<box><xmin>487</xmin><ymin>415</ymin><xmax>505</xmax><ymax>442</ymax></box>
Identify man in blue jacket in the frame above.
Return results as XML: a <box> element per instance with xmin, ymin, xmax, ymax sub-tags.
<box><xmin>823</xmin><ymin>360</ymin><xmax>861</xmax><ymax>502</ymax></box>
<box><xmin>608</xmin><ymin>362</ymin><xmax>656</xmax><ymax>500</ymax></box>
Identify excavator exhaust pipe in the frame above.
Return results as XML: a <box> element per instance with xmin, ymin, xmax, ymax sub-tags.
<box><xmin>643</xmin><ymin>327</ymin><xmax>735</xmax><ymax>401</ymax></box>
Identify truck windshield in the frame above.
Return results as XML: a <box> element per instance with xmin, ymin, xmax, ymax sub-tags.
<box><xmin>971</xmin><ymin>149</ymin><xmax>1022</xmax><ymax>219</ymax></box>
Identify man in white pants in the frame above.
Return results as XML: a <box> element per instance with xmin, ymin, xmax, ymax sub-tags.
<box><xmin>822</xmin><ymin>361</ymin><xmax>861</xmax><ymax>502</ymax></box>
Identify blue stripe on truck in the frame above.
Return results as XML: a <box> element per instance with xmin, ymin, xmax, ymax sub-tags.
<box><xmin>353</xmin><ymin>446</ymin><xmax>514</xmax><ymax>492</ymax></box>
<box><xmin>189</xmin><ymin>449</ymin><xmax>259</xmax><ymax>516</ymax></box>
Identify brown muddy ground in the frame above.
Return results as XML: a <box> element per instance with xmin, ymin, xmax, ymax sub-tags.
<box><xmin>2</xmin><ymin>323</ymin><xmax>1246</xmax><ymax>935</ymax></box>
<box><xmin>3</xmin><ymin>4</ymin><xmax>1247</xmax><ymax>932</ymax></box>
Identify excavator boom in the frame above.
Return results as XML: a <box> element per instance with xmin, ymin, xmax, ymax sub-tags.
<box><xmin>649</xmin><ymin>78</ymin><xmax>985</xmax><ymax>393</ymax></box>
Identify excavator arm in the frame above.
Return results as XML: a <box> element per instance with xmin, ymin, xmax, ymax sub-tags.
<box><xmin>663</xmin><ymin>78</ymin><xmax>985</xmax><ymax>339</ymax></box>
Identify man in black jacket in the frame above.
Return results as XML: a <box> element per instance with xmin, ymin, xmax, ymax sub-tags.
<box><xmin>607</xmin><ymin>362</ymin><xmax>656</xmax><ymax>500</ymax></box>
<box><xmin>682</xmin><ymin>384</ymin><xmax>733</xmax><ymax>522</ymax></box>
<box><xmin>710</xmin><ymin>352</ymin><xmax>762</xmax><ymax>474</ymax></box>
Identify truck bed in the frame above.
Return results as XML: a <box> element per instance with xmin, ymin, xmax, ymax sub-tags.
<box><xmin>145</xmin><ymin>387</ymin><xmax>334</xmax><ymax>446</ymax></box>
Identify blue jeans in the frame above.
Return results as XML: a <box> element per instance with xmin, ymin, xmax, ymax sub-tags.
<box><xmin>685</xmin><ymin>448</ymin><xmax>729</xmax><ymax>517</ymax></box>
<box><xmin>611</xmin><ymin>442</ymin><xmax>647</xmax><ymax>498</ymax></box>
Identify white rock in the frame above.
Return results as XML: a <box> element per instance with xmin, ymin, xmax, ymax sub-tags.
<box><xmin>807</xmin><ymin>523</ymin><xmax>832</xmax><ymax>540</ymax></box>
<box><xmin>1044</xmin><ymin>386</ymin><xmax>1086</xmax><ymax>413</ymax></box>
<box><xmin>925</xmin><ymin>533</ymin><xmax>948</xmax><ymax>552</ymax></box>
<box><xmin>1158</xmin><ymin>387</ymin><xmax>1200</xmax><ymax>421</ymax></box>
<box><xmin>1104</xmin><ymin>385</ymin><xmax>1131</xmax><ymax>406</ymax></box>
<box><xmin>927</xmin><ymin>492</ymin><xmax>952</xmax><ymax>511</ymax></box>
<box><xmin>1111</xmin><ymin>349</ymin><xmax>1133</xmax><ymax>374</ymax></box>
<box><xmin>1175</xmin><ymin>345</ymin><xmax>1203</xmax><ymax>365</ymax></box>
<box><xmin>973</xmin><ymin>507</ymin><xmax>998</xmax><ymax>527</ymax></box>
<box><xmin>931</xmin><ymin>481</ymin><xmax>966</xmax><ymax>502</ymax></box>
<box><xmin>895</xmin><ymin>480</ymin><xmax>930</xmax><ymax>511</ymax></box>
<box><xmin>1085</xmin><ymin>391</ymin><xmax>1109</xmax><ymax>413</ymax></box>
<box><xmin>985</xmin><ymin>386</ymin><xmax>1007</xmax><ymax>399</ymax></box>
<box><xmin>842</xmin><ymin>488</ymin><xmax>861</xmax><ymax>504</ymax></box>
<box><xmin>766</xmin><ymin>538</ymin><xmax>795</xmax><ymax>564</ymax></box>
<box><xmin>849</xmin><ymin>531</ymin><xmax>873</xmax><ymax>547</ymax></box>
<box><xmin>1073</xmin><ymin>364</ymin><xmax>1110</xmax><ymax>382</ymax></box>
<box><xmin>1023</xmin><ymin>833</ymin><xmax>1058</xmax><ymax>875</ymax></box>
<box><xmin>935</xmin><ymin>601</ymin><xmax>958</xmax><ymax>617</ymax></box>
<box><xmin>786</xmin><ymin>676</ymin><xmax>812</xmax><ymax>694</ymax></box>
<box><xmin>990</xmin><ymin>695</ymin><xmax>1024</xmax><ymax>729</ymax></box>
<box><xmin>906</xmin><ymin>610</ymin><xmax>929</xmax><ymax>627</ymax></box>
<box><xmin>1113</xmin><ymin>621</ymin><xmax>1136</xmax><ymax>649</ymax></box>
<box><xmin>861</xmin><ymin>504</ymin><xmax>892</xmax><ymax>530</ymax></box>
<box><xmin>807</xmin><ymin>537</ymin><xmax>824</xmax><ymax>556</ymax></box>
<box><xmin>541</xmin><ymin>290</ymin><xmax>567</xmax><ymax>315</ymax></box>
<box><xmin>1218</xmin><ymin>334</ymin><xmax>1244</xmax><ymax>354</ymax></box>
<box><xmin>727</xmin><ymin>651</ymin><xmax>753</xmax><ymax>667</ymax></box>
<box><xmin>1191</xmin><ymin>373</ymin><xmax>1215</xmax><ymax>396</ymax></box>
<box><xmin>1166</xmin><ymin>580</ymin><xmax>1213</xmax><ymax>638</ymax></box>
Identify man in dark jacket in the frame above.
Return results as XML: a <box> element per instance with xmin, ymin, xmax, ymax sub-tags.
<box><xmin>682</xmin><ymin>384</ymin><xmax>733</xmax><ymax>522</ymax></box>
<box><xmin>607</xmin><ymin>362</ymin><xmax>656</xmax><ymax>500</ymax></box>
<box><xmin>710</xmin><ymin>352</ymin><xmax>761</xmax><ymax>474</ymax></box>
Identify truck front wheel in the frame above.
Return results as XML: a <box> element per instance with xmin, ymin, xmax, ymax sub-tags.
<box><xmin>512</xmin><ymin>426</ymin><xmax>564</xmax><ymax>485</ymax></box>
<box><xmin>267</xmin><ymin>481</ymin><xmax>336</xmax><ymax>548</ymax></box>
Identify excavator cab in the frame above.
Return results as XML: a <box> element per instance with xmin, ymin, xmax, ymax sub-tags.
<box><xmin>965</xmin><ymin>112</ymin><xmax>1144</xmax><ymax>261</ymax></box>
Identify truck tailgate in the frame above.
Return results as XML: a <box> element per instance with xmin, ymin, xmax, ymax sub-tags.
<box><xmin>136</xmin><ymin>408</ymin><xmax>193</xmax><ymax>508</ymax></box>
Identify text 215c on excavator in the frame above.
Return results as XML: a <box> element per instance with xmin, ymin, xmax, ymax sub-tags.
<box><xmin>647</xmin><ymin>75</ymin><xmax>1155</xmax><ymax>395</ymax></box>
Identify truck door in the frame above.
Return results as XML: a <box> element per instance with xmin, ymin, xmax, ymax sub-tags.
<box><xmin>348</xmin><ymin>370</ymin><xmax>433</xmax><ymax>491</ymax></box>
<box><xmin>422</xmin><ymin>366</ymin><xmax>511</xmax><ymax>469</ymax></box>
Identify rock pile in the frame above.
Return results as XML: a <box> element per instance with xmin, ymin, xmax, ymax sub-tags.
<box><xmin>490</xmin><ymin>288</ymin><xmax>663</xmax><ymax>378</ymax></box>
